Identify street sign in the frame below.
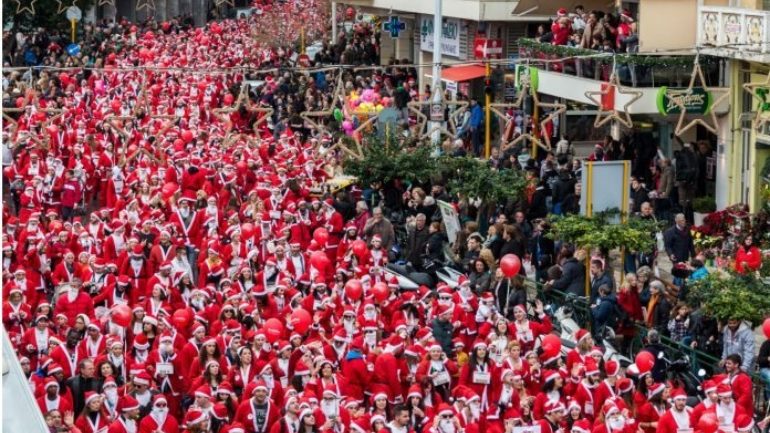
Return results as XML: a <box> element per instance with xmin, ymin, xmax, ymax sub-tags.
<box><xmin>66</xmin><ymin>5</ymin><xmax>82</xmax><ymax>22</ymax></box>
<box><xmin>382</xmin><ymin>16</ymin><xmax>406</xmax><ymax>38</ymax></box>
<box><xmin>430</xmin><ymin>104</ymin><xmax>444</xmax><ymax>121</ymax></box>
<box><xmin>473</xmin><ymin>37</ymin><xmax>503</xmax><ymax>59</ymax></box>
<box><xmin>66</xmin><ymin>44</ymin><xmax>81</xmax><ymax>56</ymax></box>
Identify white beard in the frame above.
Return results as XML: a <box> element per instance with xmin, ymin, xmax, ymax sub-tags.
<box><xmin>263</xmin><ymin>374</ymin><xmax>274</xmax><ymax>389</ymax></box>
<box><xmin>67</xmin><ymin>290</ymin><xmax>78</xmax><ymax>302</ymax></box>
<box><xmin>343</xmin><ymin>319</ymin><xmax>356</xmax><ymax>334</ymax></box>
<box><xmin>364</xmin><ymin>333</ymin><xmax>377</xmax><ymax>346</ymax></box>
<box><xmin>608</xmin><ymin>418</ymin><xmax>625</xmax><ymax>431</ymax></box>
<box><xmin>439</xmin><ymin>419</ymin><xmax>456</xmax><ymax>433</ymax></box>
<box><xmin>151</xmin><ymin>407</ymin><xmax>168</xmax><ymax>426</ymax></box>
<box><xmin>321</xmin><ymin>400</ymin><xmax>339</xmax><ymax>419</ymax></box>
<box><xmin>363</xmin><ymin>311</ymin><xmax>376</xmax><ymax>320</ymax></box>
<box><xmin>105</xmin><ymin>389</ymin><xmax>119</xmax><ymax>406</ymax></box>
<box><xmin>469</xmin><ymin>403</ymin><xmax>480</xmax><ymax>421</ymax></box>
<box><xmin>135</xmin><ymin>389</ymin><xmax>151</xmax><ymax>406</ymax></box>
<box><xmin>180</xmin><ymin>208</ymin><xmax>190</xmax><ymax>219</ymax></box>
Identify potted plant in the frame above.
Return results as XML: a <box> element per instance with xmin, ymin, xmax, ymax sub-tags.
<box><xmin>692</xmin><ymin>196</ymin><xmax>717</xmax><ymax>226</ymax></box>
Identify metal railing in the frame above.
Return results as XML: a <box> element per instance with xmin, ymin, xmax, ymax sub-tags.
<box><xmin>697</xmin><ymin>5</ymin><xmax>770</xmax><ymax>53</ymax></box>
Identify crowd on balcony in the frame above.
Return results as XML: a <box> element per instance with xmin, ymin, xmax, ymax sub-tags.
<box><xmin>535</xmin><ymin>7</ymin><xmax>638</xmax><ymax>53</ymax></box>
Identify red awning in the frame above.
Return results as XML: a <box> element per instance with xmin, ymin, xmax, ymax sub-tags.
<box><xmin>433</xmin><ymin>64</ymin><xmax>487</xmax><ymax>83</ymax></box>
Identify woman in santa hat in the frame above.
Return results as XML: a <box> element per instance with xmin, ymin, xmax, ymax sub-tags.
<box><xmin>74</xmin><ymin>391</ymin><xmax>111</xmax><ymax>433</ymax></box>
<box><xmin>189</xmin><ymin>359</ymin><xmax>226</xmax><ymax>397</ymax></box>
<box><xmin>458</xmin><ymin>340</ymin><xmax>497</xmax><ymax>417</ymax></box>
<box><xmin>635</xmin><ymin>383</ymin><xmax>668</xmax><ymax>433</ymax></box>
<box><xmin>189</xmin><ymin>337</ymin><xmax>229</xmax><ymax>381</ymax></box>
<box><xmin>532</xmin><ymin>370</ymin><xmax>567</xmax><ymax>420</ymax></box>
<box><xmin>415</xmin><ymin>339</ymin><xmax>458</xmax><ymax>404</ymax></box>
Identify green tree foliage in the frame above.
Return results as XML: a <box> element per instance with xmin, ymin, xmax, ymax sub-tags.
<box><xmin>343</xmin><ymin>135</ymin><xmax>436</xmax><ymax>187</ymax></box>
<box><xmin>436</xmin><ymin>156</ymin><xmax>527</xmax><ymax>206</ymax></box>
<box><xmin>688</xmin><ymin>272</ymin><xmax>770</xmax><ymax>325</ymax></box>
<box><xmin>548</xmin><ymin>210</ymin><xmax>661</xmax><ymax>252</ymax></box>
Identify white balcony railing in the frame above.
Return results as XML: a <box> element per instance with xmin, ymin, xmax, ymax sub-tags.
<box><xmin>697</xmin><ymin>6</ymin><xmax>770</xmax><ymax>54</ymax></box>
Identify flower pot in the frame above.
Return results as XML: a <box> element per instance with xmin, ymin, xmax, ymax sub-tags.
<box><xmin>693</xmin><ymin>212</ymin><xmax>707</xmax><ymax>226</ymax></box>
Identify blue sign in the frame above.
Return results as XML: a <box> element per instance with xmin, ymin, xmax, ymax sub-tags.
<box><xmin>66</xmin><ymin>44</ymin><xmax>81</xmax><ymax>56</ymax></box>
<box><xmin>382</xmin><ymin>16</ymin><xmax>406</xmax><ymax>38</ymax></box>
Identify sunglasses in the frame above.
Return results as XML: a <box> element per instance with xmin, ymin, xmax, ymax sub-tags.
<box><xmin>440</xmin><ymin>415</ymin><xmax>453</xmax><ymax>419</ymax></box>
<box><xmin>155</xmin><ymin>403</ymin><xmax>167</xmax><ymax>408</ymax></box>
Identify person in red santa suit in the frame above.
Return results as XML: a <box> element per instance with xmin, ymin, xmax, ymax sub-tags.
<box><xmin>148</xmin><ymin>230</ymin><xmax>175</xmax><ymax>273</ymax></box>
<box><xmin>139</xmin><ymin>393</ymin><xmax>180</xmax><ymax>433</ymax></box>
<box><xmin>54</xmin><ymin>282</ymin><xmax>95</xmax><ymax>328</ymax></box>
<box><xmin>234</xmin><ymin>380</ymin><xmax>281</xmax><ymax>433</ymax></box>
<box><xmin>75</xmin><ymin>390</ymin><xmax>111</xmax><ymax>433</ymax></box>
<box><xmin>4</xmin><ymin>285</ymin><xmax>32</xmax><ymax>348</ymax></box>
<box><xmin>415</xmin><ymin>338</ymin><xmax>458</xmax><ymax>404</ymax></box>
<box><xmin>591</xmin><ymin>402</ymin><xmax>637</xmax><ymax>433</ymax></box>
<box><xmin>458</xmin><ymin>340</ymin><xmax>497</xmax><ymax>415</ymax></box>
<box><xmin>21</xmin><ymin>313</ymin><xmax>51</xmax><ymax>369</ymax></box>
<box><xmin>144</xmin><ymin>332</ymin><xmax>186</xmax><ymax>418</ymax></box>
<box><xmin>509</xmin><ymin>300</ymin><xmax>552</xmax><ymax>353</ymax></box>
<box><xmin>119</xmin><ymin>245</ymin><xmax>152</xmax><ymax>304</ymax></box>
<box><xmin>690</xmin><ymin>380</ymin><xmax>718</xmax><ymax>426</ymax></box>
<box><xmin>19</xmin><ymin>182</ymin><xmax>43</xmax><ymax>223</ymax></box>
<box><xmin>712</xmin><ymin>383</ymin><xmax>748</xmax><ymax>431</ymax></box>
<box><xmin>636</xmin><ymin>383</ymin><xmax>668</xmax><ymax>433</ymax></box>
<box><xmin>74</xmin><ymin>231</ymin><xmax>100</xmax><ymax>259</ymax></box>
<box><xmin>532</xmin><ymin>369</ymin><xmax>567</xmax><ymax>420</ymax></box>
<box><xmin>565</xmin><ymin>330</ymin><xmax>593</xmax><ymax>372</ymax></box>
<box><xmin>489</xmin><ymin>369</ymin><xmax>522</xmax><ymax>420</ymax></box>
<box><xmin>656</xmin><ymin>390</ymin><xmax>692</xmax><ymax>433</ymax></box>
<box><xmin>592</xmin><ymin>360</ymin><xmax>619</xmax><ymax>411</ymax></box>
<box><xmin>107</xmin><ymin>395</ymin><xmax>142</xmax><ymax>433</ymax></box>
<box><xmin>314</xmin><ymin>383</ymin><xmax>352</xmax><ymax>433</ymax></box>
<box><xmin>105</xmin><ymin>166</ymin><xmax>126</xmax><ymax>209</ymax></box>
<box><xmin>36</xmin><ymin>377</ymin><xmax>74</xmax><ymax>415</ymax></box>
<box><xmin>536</xmin><ymin>400</ymin><xmax>565</xmax><ymax>433</ymax></box>
<box><xmin>77</xmin><ymin>322</ymin><xmax>107</xmax><ymax>360</ymax></box>
<box><xmin>320</xmin><ymin>198</ymin><xmax>344</xmax><ymax>263</ymax></box>
<box><xmin>427</xmin><ymin>403</ymin><xmax>463</xmax><ymax>433</ymax></box>
<box><xmin>572</xmin><ymin>359</ymin><xmax>600</xmax><ymax>421</ymax></box>
<box><xmin>51</xmin><ymin>250</ymin><xmax>82</xmax><ymax>288</ymax></box>
<box><xmin>721</xmin><ymin>353</ymin><xmax>754</xmax><ymax>416</ymax></box>
<box><xmin>169</xmin><ymin>192</ymin><xmax>204</xmax><ymax>255</ymax></box>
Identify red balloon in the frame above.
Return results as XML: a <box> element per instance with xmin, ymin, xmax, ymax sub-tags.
<box><xmin>111</xmin><ymin>100</ymin><xmax>121</xmax><ymax>113</ymax></box>
<box><xmin>351</xmin><ymin>239</ymin><xmax>368</xmax><ymax>257</ymax></box>
<box><xmin>763</xmin><ymin>318</ymin><xmax>770</xmax><ymax>339</ymax></box>
<box><xmin>173</xmin><ymin>138</ymin><xmax>184</xmax><ymax>149</ymax></box>
<box><xmin>310</xmin><ymin>251</ymin><xmax>330</xmax><ymax>270</ymax></box>
<box><xmin>500</xmin><ymin>254</ymin><xmax>522</xmax><ymax>277</ymax></box>
<box><xmin>15</xmin><ymin>97</ymin><xmax>25</xmax><ymax>108</ymax></box>
<box><xmin>372</xmin><ymin>282</ymin><xmax>389</xmax><ymax>303</ymax></box>
<box><xmin>172</xmin><ymin>309</ymin><xmax>191</xmax><ymax>329</ymax></box>
<box><xmin>181</xmin><ymin>130</ymin><xmax>194</xmax><ymax>143</ymax></box>
<box><xmin>3</xmin><ymin>167</ymin><xmax>13</xmax><ymax>178</ymax></box>
<box><xmin>635</xmin><ymin>351</ymin><xmax>655</xmax><ymax>373</ymax></box>
<box><xmin>313</xmin><ymin>227</ymin><xmax>329</xmax><ymax>246</ymax></box>
<box><xmin>289</xmin><ymin>309</ymin><xmax>312</xmax><ymax>334</ymax></box>
<box><xmin>161</xmin><ymin>182</ymin><xmax>178</xmax><ymax>198</ymax></box>
<box><xmin>144</xmin><ymin>31</ymin><xmax>154</xmax><ymax>40</ymax></box>
<box><xmin>48</xmin><ymin>220</ymin><xmax>63</xmax><ymax>233</ymax></box>
<box><xmin>240</xmin><ymin>222</ymin><xmax>255</xmax><ymax>239</ymax></box>
<box><xmin>111</xmin><ymin>304</ymin><xmax>131</xmax><ymax>327</ymax></box>
<box><xmin>223</xmin><ymin>94</ymin><xmax>234</xmax><ymax>106</ymax></box>
<box><xmin>541</xmin><ymin>334</ymin><xmax>562</xmax><ymax>355</ymax></box>
<box><xmin>344</xmin><ymin>279</ymin><xmax>363</xmax><ymax>300</ymax></box>
<box><xmin>161</xmin><ymin>21</ymin><xmax>171</xmax><ymax>32</ymax></box>
<box><xmin>263</xmin><ymin>318</ymin><xmax>284</xmax><ymax>343</ymax></box>
<box><xmin>697</xmin><ymin>412</ymin><xmax>718</xmax><ymax>433</ymax></box>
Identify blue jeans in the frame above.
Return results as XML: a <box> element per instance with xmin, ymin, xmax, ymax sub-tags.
<box><xmin>761</xmin><ymin>368</ymin><xmax>770</xmax><ymax>400</ymax></box>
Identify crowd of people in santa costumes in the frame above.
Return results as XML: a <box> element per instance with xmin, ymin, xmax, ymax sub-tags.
<box><xmin>2</xmin><ymin>9</ymin><xmax>769</xmax><ymax>433</ymax></box>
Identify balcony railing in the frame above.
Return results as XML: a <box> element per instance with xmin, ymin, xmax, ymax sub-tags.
<box><xmin>697</xmin><ymin>6</ymin><xmax>770</xmax><ymax>54</ymax></box>
<box><xmin>517</xmin><ymin>39</ymin><xmax>720</xmax><ymax>88</ymax></box>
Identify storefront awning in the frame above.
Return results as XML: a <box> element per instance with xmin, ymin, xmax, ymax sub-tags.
<box><xmin>426</xmin><ymin>64</ymin><xmax>487</xmax><ymax>83</ymax></box>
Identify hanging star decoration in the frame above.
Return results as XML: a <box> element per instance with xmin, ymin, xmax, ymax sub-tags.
<box><xmin>136</xmin><ymin>0</ymin><xmax>155</xmax><ymax>12</ymax></box>
<box><xmin>742</xmin><ymin>70</ymin><xmax>770</xmax><ymax>132</ymax></box>
<box><xmin>2</xmin><ymin>96</ymin><xmax>64</xmax><ymax>147</ymax></box>
<box><xmin>97</xmin><ymin>0</ymin><xmax>115</xmax><ymax>7</ymax></box>
<box><xmin>213</xmin><ymin>83</ymin><xmax>274</xmax><ymax>134</ymax></box>
<box><xmin>407</xmin><ymin>89</ymin><xmax>468</xmax><ymax>141</ymax></box>
<box><xmin>214</xmin><ymin>0</ymin><xmax>234</xmax><ymax>7</ymax></box>
<box><xmin>300</xmin><ymin>71</ymin><xmax>346</xmax><ymax>134</ymax></box>
<box><xmin>55</xmin><ymin>0</ymin><xmax>69</xmax><ymax>14</ymax></box>
<box><xmin>488</xmin><ymin>74</ymin><xmax>566</xmax><ymax>152</ymax></box>
<box><xmin>667</xmin><ymin>61</ymin><xmax>729</xmax><ymax>136</ymax></box>
<box><xmin>13</xmin><ymin>0</ymin><xmax>37</xmax><ymax>14</ymax></box>
<box><xmin>584</xmin><ymin>73</ymin><xmax>642</xmax><ymax>129</ymax></box>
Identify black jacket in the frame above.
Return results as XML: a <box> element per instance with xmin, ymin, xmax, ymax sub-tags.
<box><xmin>66</xmin><ymin>375</ymin><xmax>103</xmax><ymax>414</ymax></box>
<box><xmin>551</xmin><ymin>257</ymin><xmax>586</xmax><ymax>296</ymax></box>
<box><xmin>663</xmin><ymin>225</ymin><xmax>695</xmax><ymax>263</ymax></box>
<box><xmin>431</xmin><ymin>318</ymin><xmax>454</xmax><ymax>356</ymax></box>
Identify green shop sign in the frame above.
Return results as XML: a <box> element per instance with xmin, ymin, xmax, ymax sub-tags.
<box><xmin>656</xmin><ymin>86</ymin><xmax>712</xmax><ymax>115</ymax></box>
<box><xmin>514</xmin><ymin>65</ymin><xmax>539</xmax><ymax>92</ymax></box>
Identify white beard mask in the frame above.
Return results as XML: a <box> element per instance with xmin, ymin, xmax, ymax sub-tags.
<box><xmin>180</xmin><ymin>208</ymin><xmax>190</xmax><ymax>218</ymax></box>
<box><xmin>469</xmin><ymin>402</ymin><xmax>481</xmax><ymax>420</ymax></box>
<box><xmin>343</xmin><ymin>318</ymin><xmax>355</xmax><ymax>333</ymax></box>
<box><xmin>262</xmin><ymin>373</ymin><xmax>274</xmax><ymax>389</ymax></box>
<box><xmin>364</xmin><ymin>332</ymin><xmax>377</xmax><ymax>346</ymax></box>
<box><xmin>105</xmin><ymin>388</ymin><xmax>118</xmax><ymax>405</ymax></box>
<box><xmin>439</xmin><ymin>419</ymin><xmax>456</xmax><ymax>433</ymax></box>
<box><xmin>152</xmin><ymin>406</ymin><xmax>168</xmax><ymax>424</ymax></box>
<box><xmin>67</xmin><ymin>288</ymin><xmax>78</xmax><ymax>302</ymax></box>
<box><xmin>321</xmin><ymin>399</ymin><xmax>339</xmax><ymax>418</ymax></box>
<box><xmin>608</xmin><ymin>417</ymin><xmax>625</xmax><ymax>431</ymax></box>
<box><xmin>363</xmin><ymin>310</ymin><xmax>376</xmax><ymax>320</ymax></box>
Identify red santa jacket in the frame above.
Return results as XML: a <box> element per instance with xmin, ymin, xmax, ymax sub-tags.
<box><xmin>657</xmin><ymin>407</ymin><xmax>693</xmax><ymax>433</ymax></box>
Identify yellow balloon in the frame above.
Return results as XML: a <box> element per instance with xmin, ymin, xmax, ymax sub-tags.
<box><xmin>376</xmin><ymin>105</ymin><xmax>384</xmax><ymax>112</ymax></box>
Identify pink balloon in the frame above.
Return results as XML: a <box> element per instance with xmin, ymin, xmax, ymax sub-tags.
<box><xmin>500</xmin><ymin>254</ymin><xmax>522</xmax><ymax>277</ymax></box>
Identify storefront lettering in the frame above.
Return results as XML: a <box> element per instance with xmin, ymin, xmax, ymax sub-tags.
<box><xmin>656</xmin><ymin>86</ymin><xmax>711</xmax><ymax>115</ymax></box>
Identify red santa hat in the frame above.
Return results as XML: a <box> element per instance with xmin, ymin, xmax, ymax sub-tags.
<box><xmin>133</xmin><ymin>371</ymin><xmax>152</xmax><ymax>387</ymax></box>
<box><xmin>84</xmin><ymin>391</ymin><xmax>100</xmax><ymax>406</ymax></box>
<box><xmin>556</xmin><ymin>7</ymin><xmax>568</xmax><ymax>17</ymax></box>
<box><xmin>103</xmin><ymin>375</ymin><xmax>117</xmax><ymax>389</ymax></box>
<box><xmin>735</xmin><ymin>414</ymin><xmax>754</xmax><ymax>433</ymax></box>
<box><xmin>647</xmin><ymin>382</ymin><xmax>665</xmax><ymax>399</ymax></box>
<box><xmin>118</xmin><ymin>395</ymin><xmax>140</xmax><ymax>412</ymax></box>
<box><xmin>575</xmin><ymin>328</ymin><xmax>590</xmax><ymax>343</ymax></box>
<box><xmin>543</xmin><ymin>369</ymin><xmax>560</xmax><ymax>383</ymax></box>
<box><xmin>671</xmin><ymin>389</ymin><xmax>687</xmax><ymax>401</ymax></box>
<box><xmin>572</xmin><ymin>419</ymin><xmax>592</xmax><ymax>433</ymax></box>
<box><xmin>716</xmin><ymin>383</ymin><xmax>732</xmax><ymax>397</ymax></box>
<box><xmin>436</xmin><ymin>403</ymin><xmax>453</xmax><ymax>417</ymax></box>
<box><xmin>617</xmin><ymin>377</ymin><xmax>634</xmax><ymax>394</ymax></box>
<box><xmin>184</xmin><ymin>408</ymin><xmax>208</xmax><ymax>426</ymax></box>
<box><xmin>702</xmin><ymin>380</ymin><xmax>717</xmax><ymax>394</ymax></box>
<box><xmin>602</xmin><ymin>401</ymin><xmax>619</xmax><ymax>417</ymax></box>
<box><xmin>134</xmin><ymin>334</ymin><xmax>149</xmax><ymax>350</ymax></box>
<box><xmin>44</xmin><ymin>377</ymin><xmax>59</xmax><ymax>390</ymax></box>
<box><xmin>152</xmin><ymin>394</ymin><xmax>168</xmax><ymax>406</ymax></box>
<box><xmin>604</xmin><ymin>360</ymin><xmax>619</xmax><ymax>377</ymax></box>
<box><xmin>544</xmin><ymin>400</ymin><xmax>565</xmax><ymax>414</ymax></box>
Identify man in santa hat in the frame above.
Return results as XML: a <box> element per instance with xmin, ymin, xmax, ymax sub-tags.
<box><xmin>566</xmin><ymin>329</ymin><xmax>593</xmax><ymax>371</ymax></box>
<box><xmin>183</xmin><ymin>407</ymin><xmax>211</xmax><ymax>433</ymax></box>
<box><xmin>107</xmin><ymin>395</ymin><xmax>142</xmax><ymax>433</ymax></box>
<box><xmin>573</xmin><ymin>359</ymin><xmax>600</xmax><ymax>421</ymax></box>
<box><xmin>593</xmin><ymin>402</ymin><xmax>637</xmax><ymax>433</ymax></box>
<box><xmin>429</xmin><ymin>403</ymin><xmax>463</xmax><ymax>433</ymax></box>
<box><xmin>657</xmin><ymin>390</ymin><xmax>691</xmax><ymax>433</ymax></box>
<box><xmin>53</xmin><ymin>283</ymin><xmax>95</xmax><ymax>331</ymax></box>
<box><xmin>509</xmin><ymin>300</ymin><xmax>551</xmax><ymax>352</ymax></box>
<box><xmin>722</xmin><ymin>354</ymin><xmax>754</xmax><ymax>416</ymax></box>
<box><xmin>138</xmin><ymin>394</ymin><xmax>179</xmax><ymax>433</ymax></box>
<box><xmin>21</xmin><ymin>313</ymin><xmax>50</xmax><ymax>368</ymax></box>
<box><xmin>234</xmin><ymin>380</ymin><xmax>281</xmax><ymax>433</ymax></box>
<box><xmin>714</xmin><ymin>383</ymin><xmax>747</xmax><ymax>431</ymax></box>
<box><xmin>314</xmin><ymin>383</ymin><xmax>352</xmax><ymax>433</ymax></box>
<box><xmin>537</xmin><ymin>401</ymin><xmax>565</xmax><ymax>433</ymax></box>
<box><xmin>269</xmin><ymin>396</ymin><xmax>301</xmax><ymax>433</ymax></box>
<box><xmin>119</xmin><ymin>245</ymin><xmax>151</xmax><ymax>304</ymax></box>
<box><xmin>690</xmin><ymin>380</ymin><xmax>718</xmax><ymax>425</ymax></box>
<box><xmin>36</xmin><ymin>377</ymin><xmax>74</xmax><ymax>415</ymax></box>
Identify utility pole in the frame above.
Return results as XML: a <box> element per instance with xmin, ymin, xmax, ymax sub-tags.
<box><xmin>484</xmin><ymin>59</ymin><xmax>491</xmax><ymax>158</ymax></box>
<box><xmin>430</xmin><ymin>0</ymin><xmax>442</xmax><ymax>147</ymax></box>
<box><xmin>331</xmin><ymin>2</ymin><xmax>337</xmax><ymax>44</ymax></box>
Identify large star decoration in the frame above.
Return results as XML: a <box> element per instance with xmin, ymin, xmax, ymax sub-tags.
<box><xmin>300</xmin><ymin>72</ymin><xmax>346</xmax><ymax>134</ymax></box>
<box><xmin>742</xmin><ymin>70</ymin><xmax>770</xmax><ymax>131</ymax></box>
<box><xmin>98</xmin><ymin>0</ymin><xmax>115</xmax><ymax>6</ymax></box>
<box><xmin>13</xmin><ymin>0</ymin><xmax>37</xmax><ymax>14</ymax></box>
<box><xmin>136</xmin><ymin>0</ymin><xmax>155</xmax><ymax>12</ymax></box>
<box><xmin>584</xmin><ymin>73</ymin><xmax>642</xmax><ymax>129</ymax></box>
<box><xmin>215</xmin><ymin>0</ymin><xmax>234</xmax><ymax>7</ymax></box>
<box><xmin>667</xmin><ymin>62</ymin><xmax>729</xmax><ymax>136</ymax></box>
<box><xmin>3</xmin><ymin>98</ymin><xmax>64</xmax><ymax>147</ymax></box>
<box><xmin>407</xmin><ymin>89</ymin><xmax>468</xmax><ymax>141</ymax></box>
<box><xmin>488</xmin><ymin>75</ymin><xmax>566</xmax><ymax>152</ymax></box>
<box><xmin>55</xmin><ymin>0</ymin><xmax>69</xmax><ymax>14</ymax></box>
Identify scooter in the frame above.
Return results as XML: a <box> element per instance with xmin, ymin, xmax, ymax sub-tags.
<box><xmin>657</xmin><ymin>351</ymin><xmax>706</xmax><ymax>407</ymax></box>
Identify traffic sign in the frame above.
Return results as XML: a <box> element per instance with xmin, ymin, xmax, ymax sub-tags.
<box><xmin>66</xmin><ymin>5</ymin><xmax>82</xmax><ymax>22</ymax></box>
<box><xmin>474</xmin><ymin>37</ymin><xmax>503</xmax><ymax>59</ymax></box>
<box><xmin>66</xmin><ymin>44</ymin><xmax>81</xmax><ymax>56</ymax></box>
<box><xmin>382</xmin><ymin>16</ymin><xmax>406</xmax><ymax>38</ymax></box>
<box><xmin>430</xmin><ymin>104</ymin><xmax>444</xmax><ymax>121</ymax></box>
